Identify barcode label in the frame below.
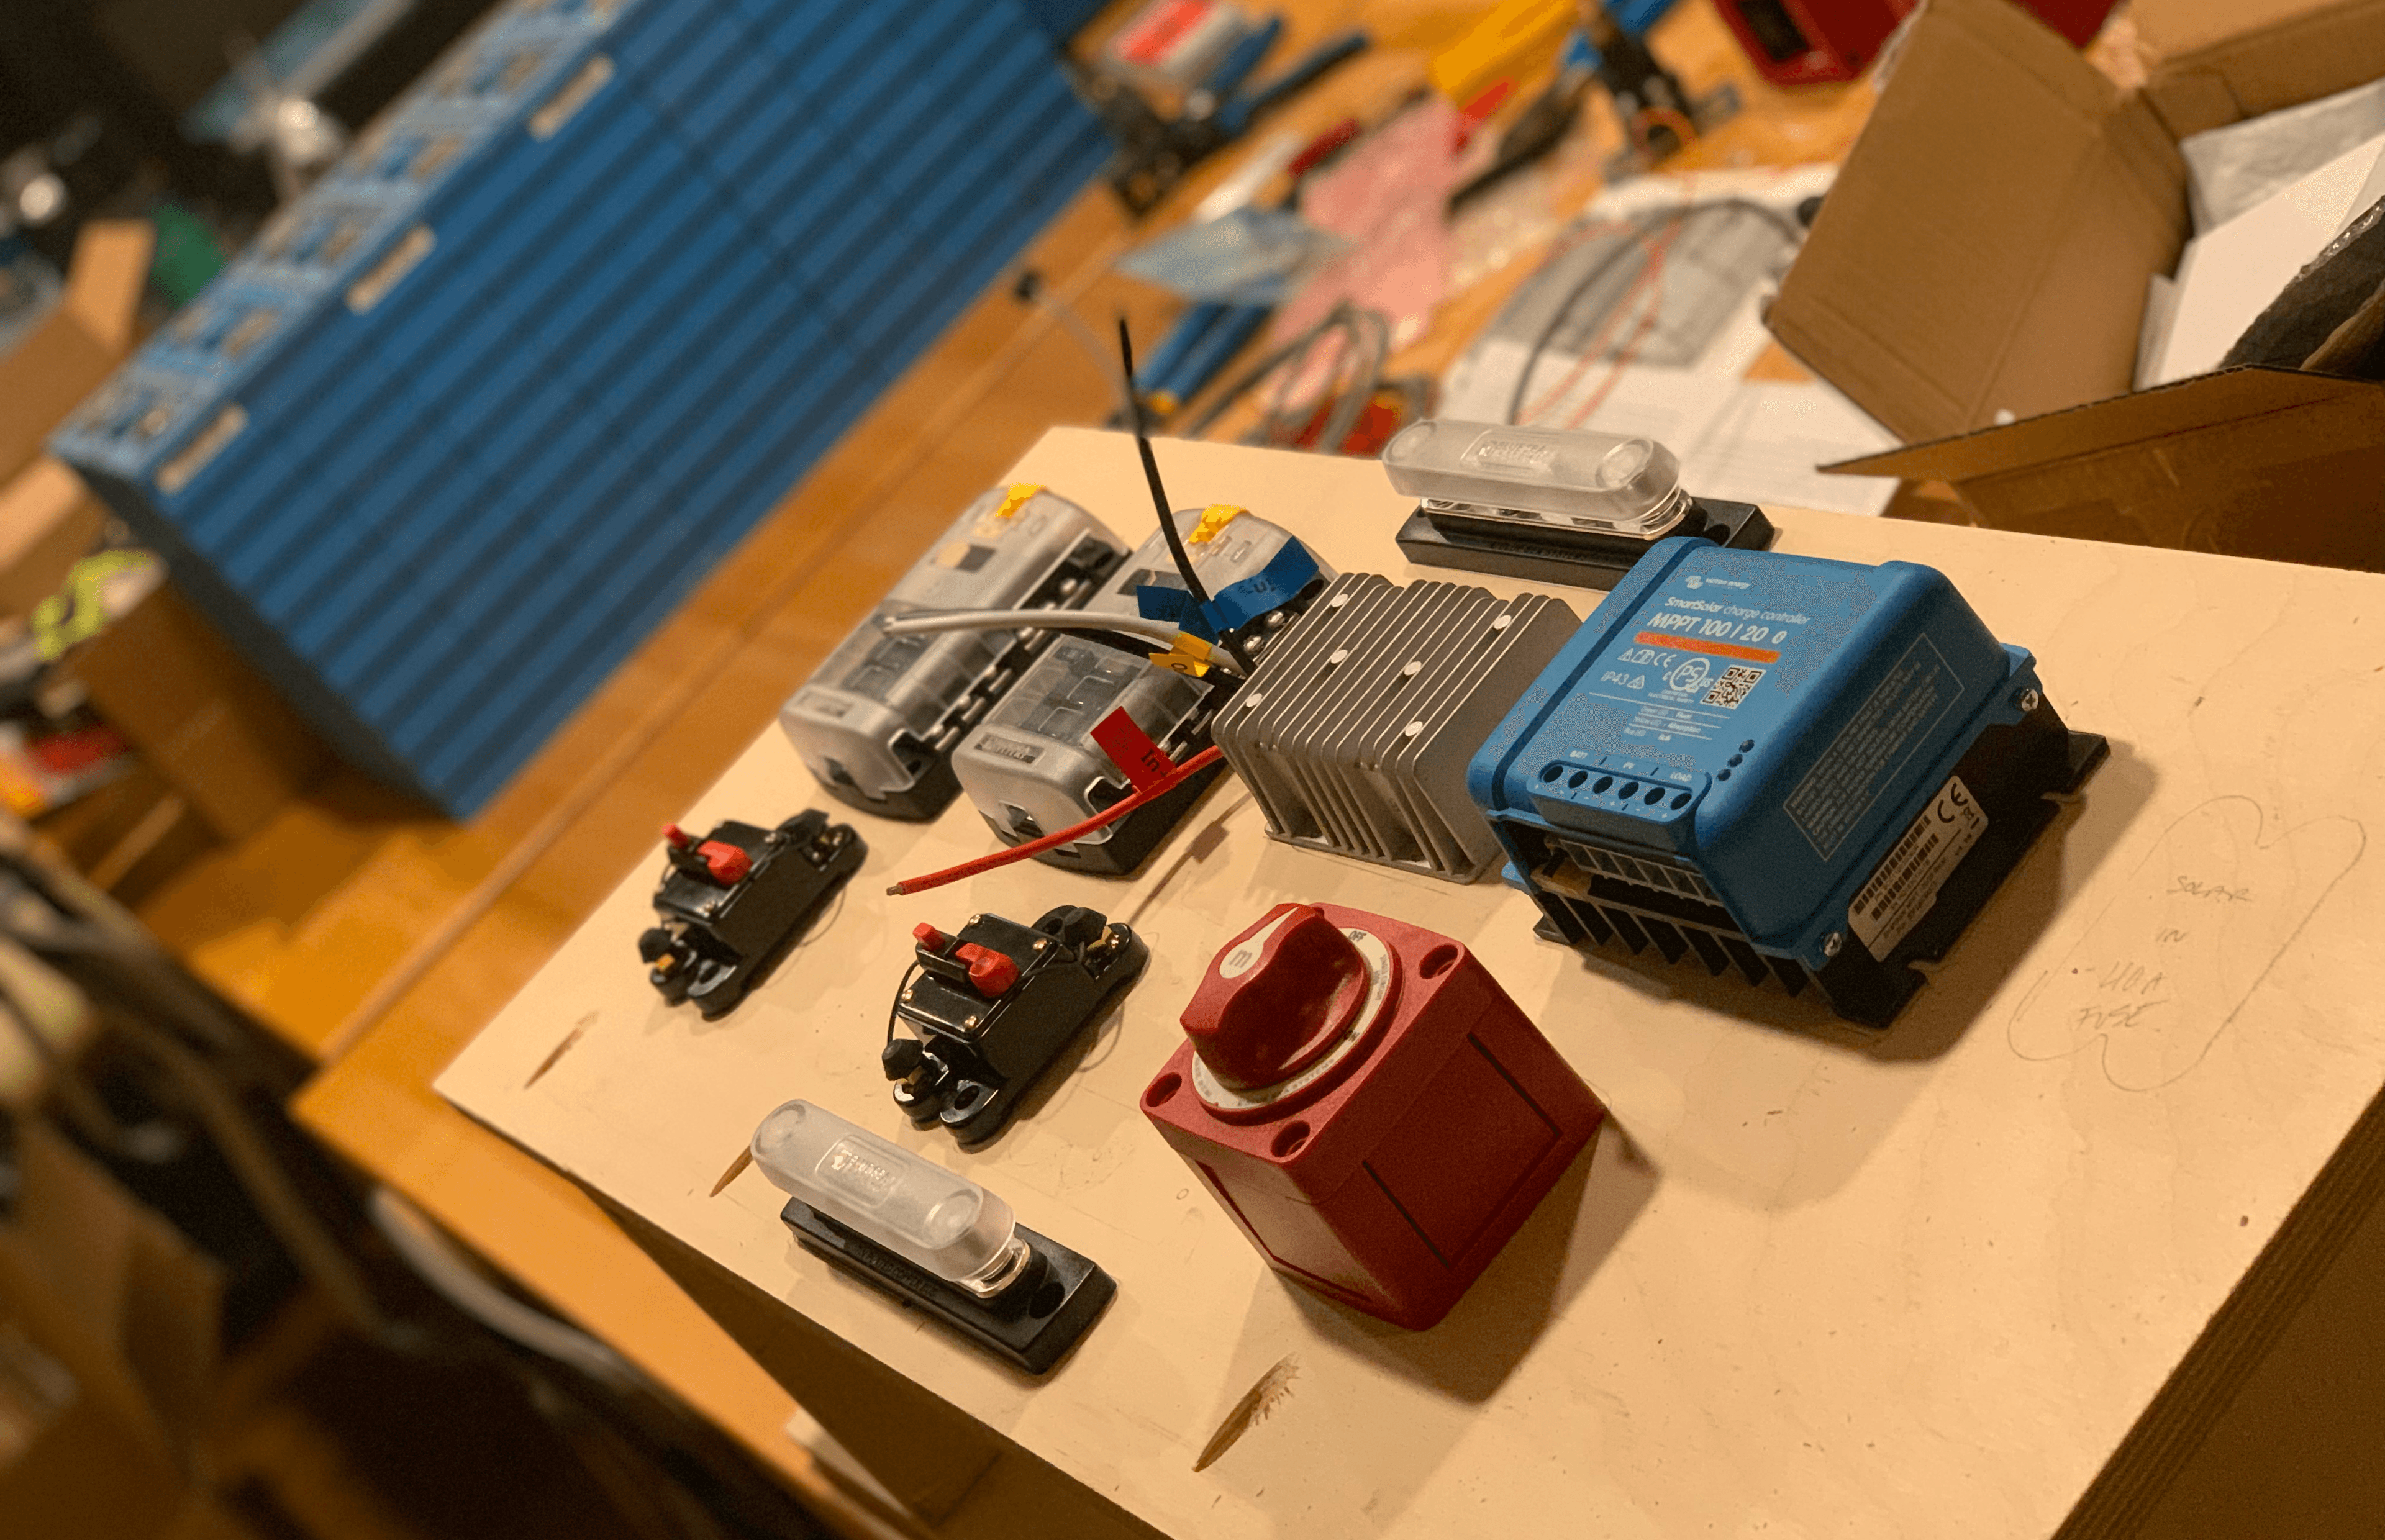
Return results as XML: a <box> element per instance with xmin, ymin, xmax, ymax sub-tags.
<box><xmin>1848</xmin><ymin>776</ymin><xmax>1986</xmax><ymax>956</ymax></box>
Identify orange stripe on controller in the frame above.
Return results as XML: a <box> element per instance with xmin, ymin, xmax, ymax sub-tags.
<box><xmin>1633</xmin><ymin>632</ymin><xmax>1783</xmax><ymax>664</ymax></box>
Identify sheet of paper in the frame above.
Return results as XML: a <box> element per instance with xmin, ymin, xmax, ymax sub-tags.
<box><xmin>2153</xmin><ymin>130</ymin><xmax>2385</xmax><ymax>384</ymax></box>
<box><xmin>1438</xmin><ymin>166</ymin><xmax>1899</xmax><ymax>517</ymax></box>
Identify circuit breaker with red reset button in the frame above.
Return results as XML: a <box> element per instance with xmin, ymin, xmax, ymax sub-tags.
<box><xmin>640</xmin><ymin>810</ymin><xmax>865</xmax><ymax>1020</ymax></box>
<box><xmin>885</xmin><ymin>906</ymin><xmax>1148</xmax><ymax>1146</ymax></box>
<box><xmin>1142</xmin><ymin>902</ymin><xmax>1604</xmax><ymax>1329</ymax></box>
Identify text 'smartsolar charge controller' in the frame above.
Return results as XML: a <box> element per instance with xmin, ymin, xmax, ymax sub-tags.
<box><xmin>1469</xmin><ymin>538</ymin><xmax>2106</xmax><ymax>1026</ymax></box>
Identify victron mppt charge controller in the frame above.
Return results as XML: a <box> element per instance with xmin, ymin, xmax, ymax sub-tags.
<box><xmin>1469</xmin><ymin>538</ymin><xmax>2106</xmax><ymax>1026</ymax></box>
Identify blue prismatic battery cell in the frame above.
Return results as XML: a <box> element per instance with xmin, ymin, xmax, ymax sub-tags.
<box><xmin>1469</xmin><ymin>537</ymin><xmax>2107</xmax><ymax>1026</ymax></box>
<box><xmin>47</xmin><ymin>0</ymin><xmax>1109</xmax><ymax>817</ymax></box>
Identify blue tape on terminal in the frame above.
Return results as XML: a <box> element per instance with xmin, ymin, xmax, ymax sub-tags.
<box><xmin>1207</xmin><ymin>539</ymin><xmax>1320</xmax><ymax>630</ymax></box>
<box><xmin>1137</xmin><ymin>582</ymin><xmax>1220</xmax><ymax>641</ymax></box>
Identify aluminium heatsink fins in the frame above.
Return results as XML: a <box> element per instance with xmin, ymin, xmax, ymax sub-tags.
<box><xmin>1214</xmin><ymin>574</ymin><xmax>1578</xmax><ymax>882</ymax></box>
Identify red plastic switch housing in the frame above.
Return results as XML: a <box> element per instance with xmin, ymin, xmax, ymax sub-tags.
<box><xmin>1142</xmin><ymin>902</ymin><xmax>1604</xmax><ymax>1329</ymax></box>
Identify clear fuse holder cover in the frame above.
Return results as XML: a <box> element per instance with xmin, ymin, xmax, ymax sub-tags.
<box><xmin>750</xmin><ymin>1100</ymin><xmax>1022</xmax><ymax>1290</ymax></box>
<box><xmin>1381</xmin><ymin>419</ymin><xmax>1691</xmax><ymax>536</ymax></box>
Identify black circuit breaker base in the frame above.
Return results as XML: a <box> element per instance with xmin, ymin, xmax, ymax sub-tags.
<box><xmin>1525</xmin><ymin>703</ymin><xmax>2107</xmax><ymax>1029</ymax></box>
<box><xmin>645</xmin><ymin>812</ymin><xmax>865</xmax><ymax>1020</ymax></box>
<box><xmin>892</xmin><ymin>907</ymin><xmax>1150</xmax><ymax>1146</ymax></box>
<box><xmin>1396</xmin><ymin>497</ymin><xmax>1776</xmax><ymax>591</ymax></box>
<box><xmin>782</xmin><ymin>1201</ymin><xmax>1114</xmax><ymax>1375</ymax></box>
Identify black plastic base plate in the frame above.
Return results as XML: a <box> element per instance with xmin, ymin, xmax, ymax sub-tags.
<box><xmin>1523</xmin><ymin>699</ymin><xmax>2107</xmax><ymax>1030</ymax></box>
<box><xmin>781</xmin><ymin>1201</ymin><xmax>1115</xmax><ymax>1375</ymax></box>
<box><xmin>949</xmin><ymin>935</ymin><xmax>1150</xmax><ymax>1149</ymax></box>
<box><xmin>1396</xmin><ymin>497</ymin><xmax>1775</xmax><ymax>590</ymax></box>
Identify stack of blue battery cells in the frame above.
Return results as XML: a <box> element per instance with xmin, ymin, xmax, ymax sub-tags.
<box><xmin>50</xmin><ymin>0</ymin><xmax>1109</xmax><ymax>816</ymax></box>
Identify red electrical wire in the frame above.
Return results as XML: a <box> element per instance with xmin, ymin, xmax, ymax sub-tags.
<box><xmin>884</xmin><ymin>747</ymin><xmax>1227</xmax><ymax>897</ymax></box>
<box><xmin>1519</xmin><ymin>221</ymin><xmax>1676</xmax><ymax>425</ymax></box>
<box><xmin>1564</xmin><ymin>235</ymin><xmax>1677</xmax><ymax>430</ymax></box>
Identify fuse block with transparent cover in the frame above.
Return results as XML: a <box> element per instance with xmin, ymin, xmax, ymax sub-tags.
<box><xmin>778</xmin><ymin>486</ymin><xmax>1127</xmax><ymax>820</ymax></box>
<box><xmin>1384</xmin><ymin>419</ymin><xmax>1775</xmax><ymax>589</ymax></box>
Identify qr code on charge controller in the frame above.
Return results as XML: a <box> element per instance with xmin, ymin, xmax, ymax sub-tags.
<box><xmin>1702</xmin><ymin>665</ymin><xmax>1766</xmax><ymax>709</ymax></box>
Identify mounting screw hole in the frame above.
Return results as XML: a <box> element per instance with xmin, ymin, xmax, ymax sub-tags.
<box><xmin>1271</xmin><ymin>1121</ymin><xmax>1312</xmax><ymax>1158</ymax></box>
<box><xmin>1143</xmin><ymin>1073</ymin><xmax>1181</xmax><ymax>1108</ymax></box>
<box><xmin>1419</xmin><ymin>944</ymin><xmax>1460</xmax><ymax>979</ymax></box>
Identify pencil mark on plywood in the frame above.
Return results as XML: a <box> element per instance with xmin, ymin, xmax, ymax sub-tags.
<box><xmin>1194</xmin><ymin>1354</ymin><xmax>1299</xmax><ymax>1472</ymax></box>
<box><xmin>525</xmin><ymin>1012</ymin><xmax>597</xmax><ymax>1087</ymax></box>
<box><xmin>2008</xmin><ymin>796</ymin><xmax>2365</xmax><ymax>1090</ymax></box>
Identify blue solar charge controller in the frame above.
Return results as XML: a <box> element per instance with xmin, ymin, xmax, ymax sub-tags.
<box><xmin>1468</xmin><ymin>537</ymin><xmax>2106</xmax><ymax>1026</ymax></box>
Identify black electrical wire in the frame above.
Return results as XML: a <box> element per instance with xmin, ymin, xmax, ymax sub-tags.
<box><xmin>1504</xmin><ymin>197</ymin><xmax>1806</xmax><ymax>427</ymax></box>
<box><xmin>1119</xmin><ymin>318</ymin><xmax>1214</xmax><ymax>610</ymax></box>
<box><xmin>1177</xmin><ymin>301</ymin><xmax>1389</xmax><ymax>447</ymax></box>
<box><xmin>1119</xmin><ymin>318</ymin><xmax>1262</xmax><ymax>675</ymax></box>
<box><xmin>1278</xmin><ymin>306</ymin><xmax>1388</xmax><ymax>454</ymax></box>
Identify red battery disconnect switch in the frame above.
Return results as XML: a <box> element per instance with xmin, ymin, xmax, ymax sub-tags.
<box><xmin>1142</xmin><ymin>902</ymin><xmax>1604</xmax><ymax>1329</ymax></box>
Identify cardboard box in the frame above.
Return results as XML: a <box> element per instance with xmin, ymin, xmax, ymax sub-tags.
<box><xmin>0</xmin><ymin>1120</ymin><xmax>218</xmax><ymax>1540</ymax></box>
<box><xmin>0</xmin><ymin>459</ymin><xmax>107</xmax><ymax>621</ymax></box>
<box><xmin>1769</xmin><ymin>0</ymin><xmax>2385</xmax><ymax>566</ymax></box>
<box><xmin>63</xmin><ymin>582</ymin><xmax>332</xmax><ymax>844</ymax></box>
<box><xmin>0</xmin><ymin>223</ymin><xmax>151</xmax><ymax>491</ymax></box>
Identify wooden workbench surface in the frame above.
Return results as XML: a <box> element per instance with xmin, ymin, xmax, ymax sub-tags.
<box><xmin>437</xmin><ymin>427</ymin><xmax>2385</xmax><ymax>1539</ymax></box>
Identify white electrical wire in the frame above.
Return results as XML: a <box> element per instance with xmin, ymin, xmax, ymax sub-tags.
<box><xmin>878</xmin><ymin>609</ymin><xmax>1185</xmax><ymax>645</ymax></box>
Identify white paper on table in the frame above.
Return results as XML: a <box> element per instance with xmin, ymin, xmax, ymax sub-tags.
<box><xmin>1438</xmin><ymin>165</ymin><xmax>1899</xmax><ymax>517</ymax></box>
<box><xmin>2151</xmin><ymin>130</ymin><xmax>2385</xmax><ymax>384</ymax></box>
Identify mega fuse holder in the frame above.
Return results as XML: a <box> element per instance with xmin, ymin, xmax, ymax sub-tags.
<box><xmin>887</xmin><ymin>906</ymin><xmax>1150</xmax><ymax>1146</ymax></box>
<box><xmin>1470</xmin><ymin>537</ymin><xmax>2109</xmax><ymax>1028</ymax></box>
<box><xmin>640</xmin><ymin>810</ymin><xmax>865</xmax><ymax>1020</ymax></box>
<box><xmin>751</xmin><ymin>1100</ymin><xmax>1114</xmax><ymax>1374</ymax></box>
<box><xmin>950</xmin><ymin>506</ymin><xmax>1329</xmax><ymax>875</ymax></box>
<box><xmin>1142</xmin><ymin>902</ymin><xmax>1604</xmax><ymax>1329</ymax></box>
<box><xmin>779</xmin><ymin>486</ymin><xmax>1127</xmax><ymax>821</ymax></box>
<box><xmin>1383</xmin><ymin>419</ymin><xmax>1773</xmax><ymax>589</ymax></box>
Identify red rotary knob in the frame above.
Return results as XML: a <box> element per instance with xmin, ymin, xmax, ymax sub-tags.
<box><xmin>1181</xmin><ymin>903</ymin><xmax>1367</xmax><ymax>1091</ymax></box>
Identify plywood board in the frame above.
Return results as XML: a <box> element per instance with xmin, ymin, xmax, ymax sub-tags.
<box><xmin>439</xmin><ymin>428</ymin><xmax>2385</xmax><ymax>1539</ymax></box>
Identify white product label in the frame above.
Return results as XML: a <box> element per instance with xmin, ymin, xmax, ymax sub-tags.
<box><xmin>1848</xmin><ymin>776</ymin><xmax>1986</xmax><ymax>957</ymax></box>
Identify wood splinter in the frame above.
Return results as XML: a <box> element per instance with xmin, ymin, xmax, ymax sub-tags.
<box><xmin>1194</xmin><ymin>1354</ymin><xmax>1299</xmax><ymax>1472</ymax></box>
